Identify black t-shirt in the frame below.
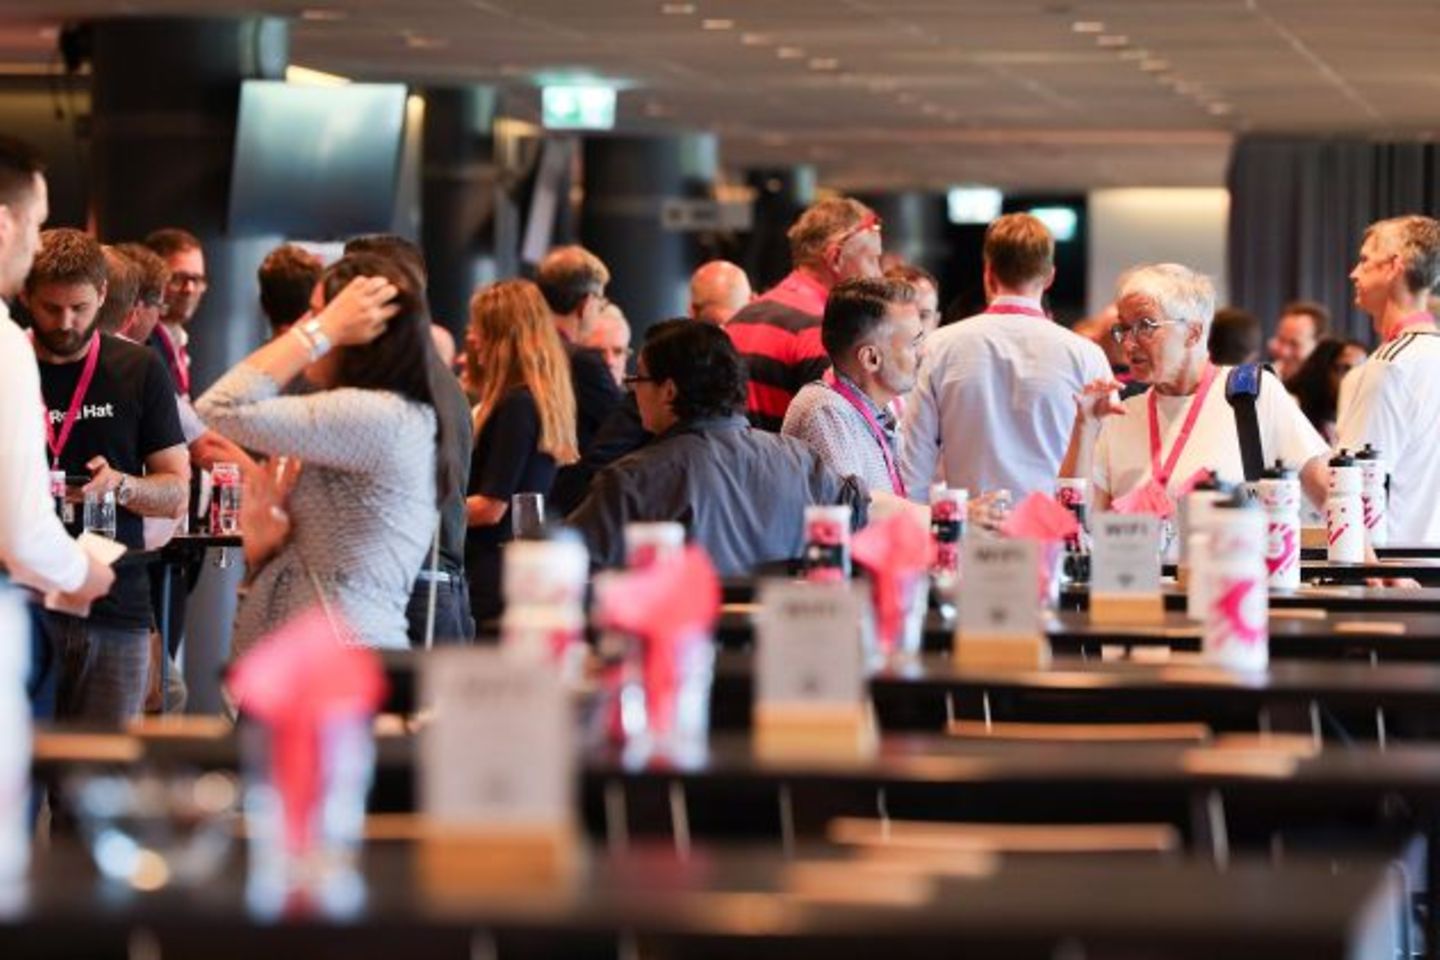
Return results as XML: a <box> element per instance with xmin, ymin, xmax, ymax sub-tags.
<box><xmin>464</xmin><ymin>386</ymin><xmax>559</xmax><ymax>623</ymax></box>
<box><xmin>37</xmin><ymin>334</ymin><xmax>185</xmax><ymax>628</ymax></box>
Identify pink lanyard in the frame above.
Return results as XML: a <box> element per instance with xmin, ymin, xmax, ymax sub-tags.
<box><xmin>987</xmin><ymin>301</ymin><xmax>1048</xmax><ymax>319</ymax></box>
<box><xmin>825</xmin><ymin>370</ymin><xmax>907</xmax><ymax>498</ymax></box>
<box><xmin>1147</xmin><ymin>362</ymin><xmax>1217</xmax><ymax>487</ymax></box>
<box><xmin>1385</xmin><ymin>311</ymin><xmax>1436</xmax><ymax>343</ymax></box>
<box><xmin>37</xmin><ymin>332</ymin><xmax>102</xmax><ymax>469</ymax></box>
<box><xmin>153</xmin><ymin>324</ymin><xmax>190</xmax><ymax>395</ymax></box>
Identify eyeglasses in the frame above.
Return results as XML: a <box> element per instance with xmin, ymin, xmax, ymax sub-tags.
<box><xmin>622</xmin><ymin>373</ymin><xmax>656</xmax><ymax>387</ymax></box>
<box><xmin>1109</xmin><ymin>317</ymin><xmax>1185</xmax><ymax>344</ymax></box>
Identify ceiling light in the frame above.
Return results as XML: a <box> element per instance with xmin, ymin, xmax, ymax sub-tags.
<box><xmin>1139</xmin><ymin>58</ymin><xmax>1170</xmax><ymax>72</ymax></box>
<box><xmin>808</xmin><ymin>57</ymin><xmax>839</xmax><ymax>71</ymax></box>
<box><xmin>776</xmin><ymin>46</ymin><xmax>805</xmax><ymax>59</ymax></box>
<box><xmin>1155</xmin><ymin>74</ymin><xmax>1180</xmax><ymax>87</ymax></box>
<box><xmin>404</xmin><ymin>33</ymin><xmax>448</xmax><ymax>49</ymax></box>
<box><xmin>660</xmin><ymin>2</ymin><xmax>696</xmax><ymax>14</ymax></box>
<box><xmin>740</xmin><ymin>32</ymin><xmax>773</xmax><ymax>45</ymax></box>
<box><xmin>1118</xmin><ymin>48</ymin><xmax>1149</xmax><ymax>60</ymax></box>
<box><xmin>1096</xmin><ymin>34</ymin><xmax>1128</xmax><ymax>47</ymax></box>
<box><xmin>300</xmin><ymin>8</ymin><xmax>347</xmax><ymax>21</ymax></box>
<box><xmin>1071</xmin><ymin>20</ymin><xmax>1105</xmax><ymax>33</ymax></box>
<box><xmin>702</xmin><ymin>18</ymin><xmax>735</xmax><ymax>30</ymax></box>
<box><xmin>1207</xmin><ymin>102</ymin><xmax>1233</xmax><ymax>115</ymax></box>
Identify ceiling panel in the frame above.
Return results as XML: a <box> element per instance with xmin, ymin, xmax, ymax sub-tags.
<box><xmin>2</xmin><ymin>0</ymin><xmax>1438</xmax><ymax>189</ymax></box>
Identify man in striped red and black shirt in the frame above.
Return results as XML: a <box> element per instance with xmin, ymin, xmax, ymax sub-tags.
<box><xmin>726</xmin><ymin>197</ymin><xmax>882</xmax><ymax>430</ymax></box>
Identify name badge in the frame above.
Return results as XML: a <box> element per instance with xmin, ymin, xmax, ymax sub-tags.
<box><xmin>419</xmin><ymin>649</ymin><xmax>572</xmax><ymax>828</ymax></box>
<box><xmin>755</xmin><ymin>580</ymin><xmax>865</xmax><ymax>708</ymax></box>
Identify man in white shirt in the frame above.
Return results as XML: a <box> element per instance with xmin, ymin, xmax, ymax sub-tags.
<box><xmin>0</xmin><ymin>137</ymin><xmax>116</xmax><ymax>712</ymax></box>
<box><xmin>900</xmin><ymin>212</ymin><xmax>1110</xmax><ymax>500</ymax></box>
<box><xmin>1336</xmin><ymin>215</ymin><xmax>1440</xmax><ymax>544</ymax></box>
<box><xmin>1062</xmin><ymin>263</ymin><xmax>1330</xmax><ymax>512</ymax></box>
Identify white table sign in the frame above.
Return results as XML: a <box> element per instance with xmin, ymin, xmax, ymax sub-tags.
<box><xmin>959</xmin><ymin>538</ymin><xmax>1040</xmax><ymax>639</ymax></box>
<box><xmin>754</xmin><ymin>580</ymin><xmax>866</xmax><ymax>708</ymax></box>
<box><xmin>1091</xmin><ymin>513</ymin><xmax>1162</xmax><ymax>595</ymax></box>
<box><xmin>420</xmin><ymin>648</ymin><xmax>572</xmax><ymax>828</ymax></box>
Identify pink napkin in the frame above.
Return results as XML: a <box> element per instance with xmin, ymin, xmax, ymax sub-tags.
<box><xmin>228</xmin><ymin>607</ymin><xmax>387</xmax><ymax>854</ymax></box>
<box><xmin>1111</xmin><ymin>479</ymin><xmax>1177</xmax><ymax>519</ymax></box>
<box><xmin>595</xmin><ymin>546</ymin><xmax>721</xmax><ymax>736</ymax></box>
<box><xmin>852</xmin><ymin>512</ymin><xmax>931</xmax><ymax>654</ymax></box>
<box><xmin>999</xmin><ymin>492</ymin><xmax>1080</xmax><ymax>543</ymax></box>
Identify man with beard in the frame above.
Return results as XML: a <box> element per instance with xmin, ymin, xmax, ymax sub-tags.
<box><xmin>23</xmin><ymin>228</ymin><xmax>189</xmax><ymax>722</ymax></box>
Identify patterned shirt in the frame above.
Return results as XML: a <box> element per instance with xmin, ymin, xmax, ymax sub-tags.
<box><xmin>781</xmin><ymin>373</ymin><xmax>902</xmax><ymax>495</ymax></box>
<box><xmin>197</xmin><ymin>366</ymin><xmax>437</xmax><ymax>654</ymax></box>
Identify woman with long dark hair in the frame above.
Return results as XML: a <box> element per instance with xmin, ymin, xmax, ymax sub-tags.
<box><xmin>463</xmin><ymin>279</ymin><xmax>578</xmax><ymax>624</ymax></box>
<box><xmin>198</xmin><ymin>253</ymin><xmax>459</xmax><ymax>653</ymax></box>
<box><xmin>1286</xmin><ymin>337</ymin><xmax>1369</xmax><ymax>445</ymax></box>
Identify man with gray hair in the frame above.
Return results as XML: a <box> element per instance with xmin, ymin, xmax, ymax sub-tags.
<box><xmin>782</xmin><ymin>277</ymin><xmax>923</xmax><ymax>497</ymax></box>
<box><xmin>1337</xmin><ymin>215</ymin><xmax>1440</xmax><ymax>543</ymax></box>
<box><xmin>726</xmin><ymin>197</ymin><xmax>883</xmax><ymax>430</ymax></box>
<box><xmin>1061</xmin><ymin>262</ymin><xmax>1330</xmax><ymax>515</ymax></box>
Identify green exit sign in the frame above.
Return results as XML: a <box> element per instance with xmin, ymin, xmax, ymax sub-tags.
<box><xmin>541</xmin><ymin>86</ymin><xmax>617</xmax><ymax>130</ymax></box>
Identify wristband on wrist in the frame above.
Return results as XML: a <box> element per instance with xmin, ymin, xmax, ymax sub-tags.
<box><xmin>291</xmin><ymin>317</ymin><xmax>332</xmax><ymax>362</ymax></box>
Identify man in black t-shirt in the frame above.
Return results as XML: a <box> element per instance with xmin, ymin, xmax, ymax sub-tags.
<box><xmin>23</xmin><ymin>229</ymin><xmax>190</xmax><ymax>723</ymax></box>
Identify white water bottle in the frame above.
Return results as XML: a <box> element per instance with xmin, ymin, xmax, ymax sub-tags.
<box><xmin>1325</xmin><ymin>451</ymin><xmax>1365</xmax><ymax>564</ymax></box>
<box><xmin>1354</xmin><ymin>444</ymin><xmax>1389</xmax><ymax>549</ymax></box>
<box><xmin>1201</xmin><ymin>496</ymin><xmax>1268</xmax><ymax>672</ymax></box>
<box><xmin>1255</xmin><ymin>461</ymin><xmax>1302</xmax><ymax>591</ymax></box>
<box><xmin>0</xmin><ymin>582</ymin><xmax>31</xmax><ymax>882</ymax></box>
<box><xmin>1182</xmin><ymin>481</ymin><xmax>1227</xmax><ymax>621</ymax></box>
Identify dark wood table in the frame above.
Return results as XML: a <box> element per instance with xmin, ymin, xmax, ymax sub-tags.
<box><xmin>1047</xmin><ymin>609</ymin><xmax>1440</xmax><ymax>662</ymax></box>
<box><xmin>1063</xmin><ymin>583</ymin><xmax>1440</xmax><ymax>615</ymax></box>
<box><xmin>0</xmin><ymin>840</ymin><xmax>1401</xmax><ymax>960</ymax></box>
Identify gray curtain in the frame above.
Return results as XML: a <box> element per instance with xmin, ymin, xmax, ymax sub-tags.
<box><xmin>1227</xmin><ymin>136</ymin><xmax>1440</xmax><ymax>345</ymax></box>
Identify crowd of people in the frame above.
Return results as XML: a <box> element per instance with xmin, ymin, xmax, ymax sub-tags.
<box><xmin>4</xmin><ymin>131</ymin><xmax>1440</xmax><ymax>728</ymax></box>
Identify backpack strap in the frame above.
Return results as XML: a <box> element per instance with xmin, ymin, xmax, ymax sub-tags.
<box><xmin>1225</xmin><ymin>363</ymin><xmax>1265</xmax><ymax>483</ymax></box>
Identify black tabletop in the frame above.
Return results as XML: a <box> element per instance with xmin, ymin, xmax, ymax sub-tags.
<box><xmin>1</xmin><ymin>841</ymin><xmax>1399</xmax><ymax>960</ymax></box>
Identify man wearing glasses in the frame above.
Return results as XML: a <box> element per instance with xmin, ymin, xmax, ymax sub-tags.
<box><xmin>1061</xmin><ymin>262</ymin><xmax>1329</xmax><ymax>515</ymax></box>
<box><xmin>144</xmin><ymin>227</ymin><xmax>207</xmax><ymax>402</ymax></box>
<box><xmin>726</xmin><ymin>197</ymin><xmax>883</xmax><ymax>431</ymax></box>
<box><xmin>1336</xmin><ymin>216</ymin><xmax>1440</xmax><ymax>544</ymax></box>
<box><xmin>901</xmin><ymin>213</ymin><xmax>1110</xmax><ymax>502</ymax></box>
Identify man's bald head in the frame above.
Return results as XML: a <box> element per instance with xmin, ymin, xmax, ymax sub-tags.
<box><xmin>690</xmin><ymin>260</ymin><xmax>752</xmax><ymax>326</ymax></box>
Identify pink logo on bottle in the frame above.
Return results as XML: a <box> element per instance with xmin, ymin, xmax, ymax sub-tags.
<box><xmin>1266</xmin><ymin>523</ymin><xmax>1298</xmax><ymax>576</ymax></box>
<box><xmin>1214</xmin><ymin>577</ymin><xmax>1265</xmax><ymax>648</ymax></box>
<box><xmin>1327</xmin><ymin>523</ymin><xmax>1350</xmax><ymax>547</ymax></box>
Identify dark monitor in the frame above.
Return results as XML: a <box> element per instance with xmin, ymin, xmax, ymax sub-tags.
<box><xmin>229</xmin><ymin>80</ymin><xmax>407</xmax><ymax>238</ymax></box>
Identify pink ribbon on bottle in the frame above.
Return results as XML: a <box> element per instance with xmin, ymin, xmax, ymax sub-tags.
<box><xmin>852</xmin><ymin>512</ymin><xmax>931</xmax><ymax>654</ymax></box>
<box><xmin>227</xmin><ymin>607</ymin><xmax>386</xmax><ymax>854</ymax></box>
<box><xmin>595</xmin><ymin>547</ymin><xmax>721</xmax><ymax>739</ymax></box>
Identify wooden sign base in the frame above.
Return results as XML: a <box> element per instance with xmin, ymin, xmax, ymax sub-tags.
<box><xmin>754</xmin><ymin>703</ymin><xmax>877</xmax><ymax>761</ymax></box>
<box><xmin>1090</xmin><ymin>592</ymin><xmax>1166</xmax><ymax>626</ymax></box>
<box><xmin>951</xmin><ymin>632</ymin><xmax>1050</xmax><ymax>671</ymax></box>
<box><xmin>415</xmin><ymin>823</ymin><xmax>580</xmax><ymax>895</ymax></box>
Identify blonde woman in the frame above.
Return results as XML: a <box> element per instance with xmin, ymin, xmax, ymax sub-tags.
<box><xmin>464</xmin><ymin>279</ymin><xmax>579</xmax><ymax>624</ymax></box>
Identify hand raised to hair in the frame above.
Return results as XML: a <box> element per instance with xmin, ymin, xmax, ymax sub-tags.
<box><xmin>316</xmin><ymin>276</ymin><xmax>401</xmax><ymax>347</ymax></box>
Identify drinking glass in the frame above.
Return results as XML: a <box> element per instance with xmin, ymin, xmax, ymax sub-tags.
<box><xmin>510</xmin><ymin>492</ymin><xmax>546</xmax><ymax>540</ymax></box>
<box><xmin>84</xmin><ymin>489</ymin><xmax>117</xmax><ymax>540</ymax></box>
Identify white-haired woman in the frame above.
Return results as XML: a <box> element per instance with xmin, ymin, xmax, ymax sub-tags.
<box><xmin>1060</xmin><ymin>262</ymin><xmax>1329</xmax><ymax>514</ymax></box>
